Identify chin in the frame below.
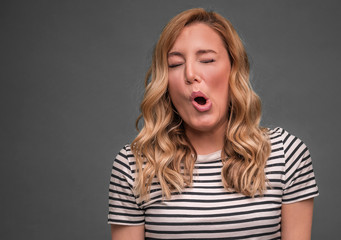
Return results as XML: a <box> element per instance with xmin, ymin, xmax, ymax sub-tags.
<box><xmin>186</xmin><ymin>120</ymin><xmax>220</xmax><ymax>133</ymax></box>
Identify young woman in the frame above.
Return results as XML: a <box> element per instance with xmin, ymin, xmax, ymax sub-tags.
<box><xmin>108</xmin><ymin>8</ymin><xmax>318</xmax><ymax>239</ymax></box>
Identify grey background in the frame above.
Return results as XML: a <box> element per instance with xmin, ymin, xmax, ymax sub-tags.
<box><xmin>1</xmin><ymin>0</ymin><xmax>340</xmax><ymax>239</ymax></box>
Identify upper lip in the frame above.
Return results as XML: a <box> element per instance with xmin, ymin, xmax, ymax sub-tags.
<box><xmin>190</xmin><ymin>91</ymin><xmax>208</xmax><ymax>101</ymax></box>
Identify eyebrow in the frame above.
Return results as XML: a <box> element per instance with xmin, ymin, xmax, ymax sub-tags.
<box><xmin>168</xmin><ymin>49</ymin><xmax>217</xmax><ymax>57</ymax></box>
<box><xmin>196</xmin><ymin>49</ymin><xmax>217</xmax><ymax>55</ymax></box>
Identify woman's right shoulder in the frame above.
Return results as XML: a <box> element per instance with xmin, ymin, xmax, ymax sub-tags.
<box><xmin>112</xmin><ymin>144</ymin><xmax>137</xmax><ymax>173</ymax></box>
<box><xmin>116</xmin><ymin>144</ymin><xmax>134</xmax><ymax>159</ymax></box>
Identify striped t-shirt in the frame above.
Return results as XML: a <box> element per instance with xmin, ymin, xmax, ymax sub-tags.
<box><xmin>108</xmin><ymin>127</ymin><xmax>319</xmax><ymax>239</ymax></box>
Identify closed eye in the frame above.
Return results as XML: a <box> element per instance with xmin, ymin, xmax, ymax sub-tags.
<box><xmin>168</xmin><ymin>63</ymin><xmax>183</xmax><ymax>68</ymax></box>
<box><xmin>201</xmin><ymin>59</ymin><xmax>215</xmax><ymax>63</ymax></box>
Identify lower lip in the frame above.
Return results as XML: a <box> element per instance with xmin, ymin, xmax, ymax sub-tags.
<box><xmin>191</xmin><ymin>99</ymin><xmax>212</xmax><ymax>112</ymax></box>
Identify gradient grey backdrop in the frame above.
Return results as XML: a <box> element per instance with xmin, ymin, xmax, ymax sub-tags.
<box><xmin>1</xmin><ymin>0</ymin><xmax>340</xmax><ymax>239</ymax></box>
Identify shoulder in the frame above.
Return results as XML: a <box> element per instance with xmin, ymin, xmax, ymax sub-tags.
<box><xmin>112</xmin><ymin>144</ymin><xmax>137</xmax><ymax>181</ymax></box>
<box><xmin>266</xmin><ymin>127</ymin><xmax>312</xmax><ymax>171</ymax></box>
<box><xmin>268</xmin><ymin>126</ymin><xmax>294</xmax><ymax>142</ymax></box>
<box><xmin>267</xmin><ymin>128</ymin><xmax>319</xmax><ymax>202</ymax></box>
<box><xmin>266</xmin><ymin>127</ymin><xmax>319</xmax><ymax>203</ymax></box>
<box><xmin>268</xmin><ymin>127</ymin><xmax>308</xmax><ymax>154</ymax></box>
<box><xmin>116</xmin><ymin>144</ymin><xmax>134</xmax><ymax>161</ymax></box>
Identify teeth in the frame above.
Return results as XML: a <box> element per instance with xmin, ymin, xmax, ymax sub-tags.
<box><xmin>195</xmin><ymin>97</ymin><xmax>206</xmax><ymax>105</ymax></box>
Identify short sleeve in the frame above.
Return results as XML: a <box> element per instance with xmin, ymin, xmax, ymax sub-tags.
<box><xmin>108</xmin><ymin>145</ymin><xmax>145</xmax><ymax>225</ymax></box>
<box><xmin>281</xmin><ymin>129</ymin><xmax>319</xmax><ymax>204</ymax></box>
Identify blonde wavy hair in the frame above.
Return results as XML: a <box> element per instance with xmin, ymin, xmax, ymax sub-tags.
<box><xmin>131</xmin><ymin>8</ymin><xmax>271</xmax><ymax>199</ymax></box>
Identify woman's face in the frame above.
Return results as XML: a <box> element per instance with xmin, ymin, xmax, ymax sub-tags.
<box><xmin>167</xmin><ymin>23</ymin><xmax>231</xmax><ymax>134</ymax></box>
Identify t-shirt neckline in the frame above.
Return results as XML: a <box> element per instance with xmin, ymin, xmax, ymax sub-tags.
<box><xmin>196</xmin><ymin>150</ymin><xmax>222</xmax><ymax>163</ymax></box>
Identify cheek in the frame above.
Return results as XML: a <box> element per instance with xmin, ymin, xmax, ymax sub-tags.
<box><xmin>206</xmin><ymin>68</ymin><xmax>230</xmax><ymax>95</ymax></box>
<box><xmin>168</xmin><ymin>78</ymin><xmax>184</xmax><ymax>107</ymax></box>
<box><xmin>168</xmin><ymin>70</ymin><xmax>178</xmax><ymax>88</ymax></box>
<box><xmin>168</xmin><ymin>79</ymin><xmax>179</xmax><ymax>99</ymax></box>
<box><xmin>168</xmin><ymin>70</ymin><xmax>186</xmax><ymax>97</ymax></box>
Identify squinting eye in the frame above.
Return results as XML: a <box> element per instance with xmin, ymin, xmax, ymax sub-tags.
<box><xmin>168</xmin><ymin>63</ymin><xmax>183</xmax><ymax>68</ymax></box>
<box><xmin>201</xmin><ymin>59</ymin><xmax>215</xmax><ymax>63</ymax></box>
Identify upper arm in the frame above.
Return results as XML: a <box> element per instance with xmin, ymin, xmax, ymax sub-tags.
<box><xmin>279</xmin><ymin>130</ymin><xmax>318</xmax><ymax>239</ymax></box>
<box><xmin>281</xmin><ymin>130</ymin><xmax>319</xmax><ymax>204</ymax></box>
<box><xmin>108</xmin><ymin>146</ymin><xmax>145</xmax><ymax>225</ymax></box>
<box><xmin>281</xmin><ymin>198</ymin><xmax>314</xmax><ymax>240</ymax></box>
<box><xmin>111</xmin><ymin>224</ymin><xmax>145</xmax><ymax>240</ymax></box>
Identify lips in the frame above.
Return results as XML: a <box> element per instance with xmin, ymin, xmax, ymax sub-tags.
<box><xmin>190</xmin><ymin>91</ymin><xmax>212</xmax><ymax>112</ymax></box>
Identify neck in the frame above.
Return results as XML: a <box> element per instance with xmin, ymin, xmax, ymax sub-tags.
<box><xmin>185</xmin><ymin>123</ymin><xmax>226</xmax><ymax>155</ymax></box>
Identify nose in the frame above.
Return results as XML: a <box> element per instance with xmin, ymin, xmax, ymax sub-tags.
<box><xmin>185</xmin><ymin>61</ymin><xmax>200</xmax><ymax>84</ymax></box>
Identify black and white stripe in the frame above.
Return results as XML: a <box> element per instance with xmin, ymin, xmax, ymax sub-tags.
<box><xmin>108</xmin><ymin>127</ymin><xmax>319</xmax><ymax>239</ymax></box>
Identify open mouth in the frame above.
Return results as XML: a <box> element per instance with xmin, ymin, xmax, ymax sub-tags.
<box><xmin>190</xmin><ymin>91</ymin><xmax>212</xmax><ymax>112</ymax></box>
<box><xmin>194</xmin><ymin>96</ymin><xmax>207</xmax><ymax>105</ymax></box>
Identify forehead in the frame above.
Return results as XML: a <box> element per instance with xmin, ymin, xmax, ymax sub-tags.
<box><xmin>170</xmin><ymin>23</ymin><xmax>225</xmax><ymax>52</ymax></box>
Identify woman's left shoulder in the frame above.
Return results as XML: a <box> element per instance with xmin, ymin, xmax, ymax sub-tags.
<box><xmin>266</xmin><ymin>127</ymin><xmax>308</xmax><ymax>150</ymax></box>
